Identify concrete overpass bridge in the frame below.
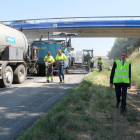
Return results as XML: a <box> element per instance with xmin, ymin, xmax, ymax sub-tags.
<box><xmin>2</xmin><ymin>16</ymin><xmax>140</xmax><ymax>39</ymax></box>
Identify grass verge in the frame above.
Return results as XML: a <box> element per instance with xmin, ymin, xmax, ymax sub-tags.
<box><xmin>127</xmin><ymin>52</ymin><xmax>140</xmax><ymax>87</ymax></box>
<box><xmin>17</xmin><ymin>70</ymin><xmax>140</xmax><ymax>140</ymax></box>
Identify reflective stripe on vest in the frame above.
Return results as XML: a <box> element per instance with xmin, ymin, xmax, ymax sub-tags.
<box><xmin>115</xmin><ymin>70</ymin><xmax>129</xmax><ymax>72</ymax></box>
<box><xmin>57</xmin><ymin>60</ymin><xmax>64</xmax><ymax>66</ymax></box>
<box><xmin>114</xmin><ymin>76</ymin><xmax>129</xmax><ymax>78</ymax></box>
<box><xmin>113</xmin><ymin>60</ymin><xmax>130</xmax><ymax>83</ymax></box>
<box><xmin>45</xmin><ymin>61</ymin><xmax>53</xmax><ymax>67</ymax></box>
<box><xmin>56</xmin><ymin>53</ymin><xmax>66</xmax><ymax>66</ymax></box>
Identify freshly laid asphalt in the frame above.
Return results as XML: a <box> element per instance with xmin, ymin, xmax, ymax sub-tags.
<box><xmin>0</xmin><ymin>73</ymin><xmax>90</xmax><ymax>140</ymax></box>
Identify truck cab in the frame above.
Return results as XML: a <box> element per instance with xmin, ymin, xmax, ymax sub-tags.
<box><xmin>82</xmin><ymin>49</ymin><xmax>93</xmax><ymax>63</ymax></box>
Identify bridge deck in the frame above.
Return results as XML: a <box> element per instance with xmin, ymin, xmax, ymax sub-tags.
<box><xmin>4</xmin><ymin>18</ymin><xmax>140</xmax><ymax>38</ymax></box>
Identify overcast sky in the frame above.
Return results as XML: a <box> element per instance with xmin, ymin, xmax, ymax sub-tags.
<box><xmin>0</xmin><ymin>0</ymin><xmax>139</xmax><ymax>56</ymax></box>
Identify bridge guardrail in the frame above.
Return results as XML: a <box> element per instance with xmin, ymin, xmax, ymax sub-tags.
<box><xmin>1</xmin><ymin>16</ymin><xmax>140</xmax><ymax>25</ymax></box>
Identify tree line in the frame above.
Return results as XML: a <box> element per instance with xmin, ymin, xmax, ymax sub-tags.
<box><xmin>108</xmin><ymin>38</ymin><xmax>140</xmax><ymax>60</ymax></box>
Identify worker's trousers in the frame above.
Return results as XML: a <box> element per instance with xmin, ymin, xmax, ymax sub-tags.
<box><xmin>45</xmin><ymin>66</ymin><xmax>53</xmax><ymax>81</ymax></box>
<box><xmin>115</xmin><ymin>83</ymin><xmax>128</xmax><ymax>111</ymax></box>
<box><xmin>98</xmin><ymin>64</ymin><xmax>102</xmax><ymax>71</ymax></box>
<box><xmin>90</xmin><ymin>62</ymin><xmax>94</xmax><ymax>71</ymax></box>
<box><xmin>90</xmin><ymin>62</ymin><xmax>93</xmax><ymax>68</ymax></box>
<box><xmin>57</xmin><ymin>65</ymin><xmax>64</xmax><ymax>81</ymax></box>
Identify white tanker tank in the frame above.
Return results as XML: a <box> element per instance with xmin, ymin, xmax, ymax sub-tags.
<box><xmin>0</xmin><ymin>24</ymin><xmax>38</xmax><ymax>87</ymax></box>
<box><xmin>0</xmin><ymin>24</ymin><xmax>28</xmax><ymax>57</ymax></box>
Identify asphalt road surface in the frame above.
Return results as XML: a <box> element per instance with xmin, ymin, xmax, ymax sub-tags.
<box><xmin>0</xmin><ymin>73</ymin><xmax>89</xmax><ymax>140</ymax></box>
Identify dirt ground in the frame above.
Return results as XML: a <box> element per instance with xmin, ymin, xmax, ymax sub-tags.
<box><xmin>128</xmin><ymin>85</ymin><xmax>140</xmax><ymax>121</ymax></box>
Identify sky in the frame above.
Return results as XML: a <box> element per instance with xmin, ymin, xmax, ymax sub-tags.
<box><xmin>0</xmin><ymin>0</ymin><xmax>140</xmax><ymax>56</ymax></box>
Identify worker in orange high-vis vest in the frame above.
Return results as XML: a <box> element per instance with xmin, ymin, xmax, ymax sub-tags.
<box><xmin>44</xmin><ymin>51</ymin><xmax>55</xmax><ymax>83</ymax></box>
<box><xmin>110</xmin><ymin>52</ymin><xmax>131</xmax><ymax>116</ymax></box>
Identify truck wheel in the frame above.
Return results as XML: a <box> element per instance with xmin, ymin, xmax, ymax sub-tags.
<box><xmin>0</xmin><ymin>66</ymin><xmax>13</xmax><ymax>87</ymax></box>
<box><xmin>14</xmin><ymin>64</ymin><xmax>26</xmax><ymax>84</ymax></box>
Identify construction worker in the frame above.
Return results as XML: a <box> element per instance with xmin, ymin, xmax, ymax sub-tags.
<box><xmin>44</xmin><ymin>51</ymin><xmax>55</xmax><ymax>83</ymax></box>
<box><xmin>55</xmin><ymin>49</ymin><xmax>67</xmax><ymax>83</ymax></box>
<box><xmin>110</xmin><ymin>52</ymin><xmax>131</xmax><ymax>116</ymax></box>
<box><xmin>98</xmin><ymin>57</ymin><xmax>103</xmax><ymax>71</ymax></box>
<box><xmin>90</xmin><ymin>57</ymin><xmax>94</xmax><ymax>71</ymax></box>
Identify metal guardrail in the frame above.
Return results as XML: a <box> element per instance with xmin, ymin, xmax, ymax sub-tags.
<box><xmin>1</xmin><ymin>16</ymin><xmax>140</xmax><ymax>24</ymax></box>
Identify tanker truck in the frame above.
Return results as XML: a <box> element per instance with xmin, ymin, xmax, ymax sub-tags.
<box><xmin>0</xmin><ymin>24</ymin><xmax>39</xmax><ymax>87</ymax></box>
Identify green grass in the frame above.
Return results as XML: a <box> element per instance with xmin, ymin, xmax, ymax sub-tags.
<box><xmin>17</xmin><ymin>69</ymin><xmax>140</xmax><ymax>140</ymax></box>
<box><xmin>103</xmin><ymin>62</ymin><xmax>111</xmax><ymax>71</ymax></box>
<box><xmin>127</xmin><ymin>52</ymin><xmax>140</xmax><ymax>87</ymax></box>
<box><xmin>126</xmin><ymin>109</ymin><xmax>137</xmax><ymax>122</ymax></box>
<box><xmin>66</xmin><ymin>120</ymin><xmax>80</xmax><ymax>131</ymax></box>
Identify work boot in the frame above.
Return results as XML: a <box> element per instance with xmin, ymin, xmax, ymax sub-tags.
<box><xmin>120</xmin><ymin>109</ymin><xmax>126</xmax><ymax>116</ymax></box>
<box><xmin>120</xmin><ymin>105</ymin><xmax>126</xmax><ymax>116</ymax></box>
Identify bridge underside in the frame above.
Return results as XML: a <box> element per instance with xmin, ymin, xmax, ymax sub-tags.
<box><xmin>9</xmin><ymin>20</ymin><xmax>140</xmax><ymax>39</ymax></box>
<box><xmin>23</xmin><ymin>28</ymin><xmax>140</xmax><ymax>39</ymax></box>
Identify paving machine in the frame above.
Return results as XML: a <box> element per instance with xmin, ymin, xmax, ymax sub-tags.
<box><xmin>82</xmin><ymin>49</ymin><xmax>93</xmax><ymax>69</ymax></box>
<box><xmin>31</xmin><ymin>32</ymin><xmax>77</xmax><ymax>75</ymax></box>
<box><xmin>67</xmin><ymin>49</ymin><xmax>93</xmax><ymax>74</ymax></box>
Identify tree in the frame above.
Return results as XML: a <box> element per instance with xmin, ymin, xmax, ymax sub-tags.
<box><xmin>108</xmin><ymin>38</ymin><xmax>140</xmax><ymax>60</ymax></box>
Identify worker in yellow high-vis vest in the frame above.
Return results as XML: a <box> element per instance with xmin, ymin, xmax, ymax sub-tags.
<box><xmin>55</xmin><ymin>49</ymin><xmax>67</xmax><ymax>83</ymax></box>
<box><xmin>44</xmin><ymin>51</ymin><xmax>55</xmax><ymax>83</ymax></box>
<box><xmin>90</xmin><ymin>57</ymin><xmax>94</xmax><ymax>71</ymax></box>
<box><xmin>98</xmin><ymin>57</ymin><xmax>103</xmax><ymax>71</ymax></box>
<box><xmin>110</xmin><ymin>52</ymin><xmax>131</xmax><ymax>116</ymax></box>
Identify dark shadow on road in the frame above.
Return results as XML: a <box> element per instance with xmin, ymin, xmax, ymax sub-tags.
<box><xmin>0</xmin><ymin>81</ymin><xmax>79</xmax><ymax>140</ymax></box>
